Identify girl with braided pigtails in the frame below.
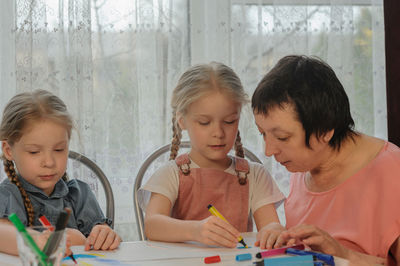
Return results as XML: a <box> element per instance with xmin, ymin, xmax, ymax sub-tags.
<box><xmin>139</xmin><ymin>62</ymin><xmax>285</xmax><ymax>248</ymax></box>
<box><xmin>0</xmin><ymin>90</ymin><xmax>120</xmax><ymax>255</ymax></box>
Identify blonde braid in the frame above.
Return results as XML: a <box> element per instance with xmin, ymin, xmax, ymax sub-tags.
<box><xmin>169</xmin><ymin>115</ymin><xmax>182</xmax><ymax>160</ymax></box>
<box><xmin>234</xmin><ymin>131</ymin><xmax>245</xmax><ymax>158</ymax></box>
<box><xmin>3</xmin><ymin>159</ymin><xmax>35</xmax><ymax>226</ymax></box>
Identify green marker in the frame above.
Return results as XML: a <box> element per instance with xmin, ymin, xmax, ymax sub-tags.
<box><xmin>8</xmin><ymin>213</ymin><xmax>49</xmax><ymax>266</ymax></box>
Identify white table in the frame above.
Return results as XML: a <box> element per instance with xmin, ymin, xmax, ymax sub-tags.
<box><xmin>0</xmin><ymin>233</ymin><xmax>349</xmax><ymax>265</ymax></box>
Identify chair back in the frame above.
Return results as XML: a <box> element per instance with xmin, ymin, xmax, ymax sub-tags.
<box><xmin>68</xmin><ymin>151</ymin><xmax>115</xmax><ymax>228</ymax></box>
<box><xmin>133</xmin><ymin>141</ymin><xmax>261</xmax><ymax>240</ymax></box>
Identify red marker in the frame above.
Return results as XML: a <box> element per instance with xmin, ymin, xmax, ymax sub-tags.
<box><xmin>38</xmin><ymin>214</ymin><xmax>77</xmax><ymax>264</ymax></box>
<box><xmin>38</xmin><ymin>215</ymin><xmax>54</xmax><ymax>231</ymax></box>
<box><xmin>204</xmin><ymin>255</ymin><xmax>221</xmax><ymax>264</ymax></box>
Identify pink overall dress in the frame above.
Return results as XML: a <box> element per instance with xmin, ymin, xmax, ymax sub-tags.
<box><xmin>171</xmin><ymin>154</ymin><xmax>253</xmax><ymax>232</ymax></box>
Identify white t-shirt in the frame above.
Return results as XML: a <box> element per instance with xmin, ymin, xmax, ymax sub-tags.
<box><xmin>138</xmin><ymin>156</ymin><xmax>285</xmax><ymax>216</ymax></box>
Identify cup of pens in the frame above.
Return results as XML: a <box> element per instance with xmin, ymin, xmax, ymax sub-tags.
<box><xmin>10</xmin><ymin>209</ymin><xmax>72</xmax><ymax>266</ymax></box>
<box><xmin>16</xmin><ymin>225</ymin><xmax>67</xmax><ymax>266</ymax></box>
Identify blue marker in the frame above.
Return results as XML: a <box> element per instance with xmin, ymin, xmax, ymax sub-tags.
<box><xmin>264</xmin><ymin>255</ymin><xmax>314</xmax><ymax>266</ymax></box>
<box><xmin>236</xmin><ymin>253</ymin><xmax>252</xmax><ymax>261</ymax></box>
<box><xmin>286</xmin><ymin>248</ymin><xmax>335</xmax><ymax>266</ymax></box>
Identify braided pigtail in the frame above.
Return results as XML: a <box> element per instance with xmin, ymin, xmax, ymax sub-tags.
<box><xmin>3</xmin><ymin>159</ymin><xmax>35</xmax><ymax>226</ymax></box>
<box><xmin>234</xmin><ymin>131</ymin><xmax>245</xmax><ymax>158</ymax></box>
<box><xmin>169</xmin><ymin>115</ymin><xmax>182</xmax><ymax>160</ymax></box>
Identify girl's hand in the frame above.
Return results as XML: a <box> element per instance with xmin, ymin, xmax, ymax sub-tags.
<box><xmin>30</xmin><ymin>229</ymin><xmax>73</xmax><ymax>257</ymax></box>
<box><xmin>66</xmin><ymin>228</ymin><xmax>86</xmax><ymax>246</ymax></box>
<box><xmin>29</xmin><ymin>229</ymin><xmax>52</xmax><ymax>250</ymax></box>
<box><xmin>64</xmin><ymin>234</ymin><xmax>73</xmax><ymax>257</ymax></box>
<box><xmin>193</xmin><ymin>216</ymin><xmax>239</xmax><ymax>248</ymax></box>
<box><xmin>254</xmin><ymin>222</ymin><xmax>286</xmax><ymax>249</ymax></box>
<box><xmin>85</xmin><ymin>224</ymin><xmax>121</xmax><ymax>251</ymax></box>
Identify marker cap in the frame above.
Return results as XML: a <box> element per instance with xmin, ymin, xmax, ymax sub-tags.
<box><xmin>235</xmin><ymin>253</ymin><xmax>252</xmax><ymax>261</ymax></box>
<box><xmin>204</xmin><ymin>255</ymin><xmax>221</xmax><ymax>264</ymax></box>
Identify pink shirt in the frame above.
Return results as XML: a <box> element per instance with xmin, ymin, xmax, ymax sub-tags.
<box><xmin>285</xmin><ymin>142</ymin><xmax>400</xmax><ymax>259</ymax></box>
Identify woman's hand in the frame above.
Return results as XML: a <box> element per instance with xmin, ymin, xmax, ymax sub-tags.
<box><xmin>85</xmin><ymin>224</ymin><xmax>121</xmax><ymax>251</ymax></box>
<box><xmin>254</xmin><ymin>222</ymin><xmax>286</xmax><ymax>249</ymax></box>
<box><xmin>277</xmin><ymin>224</ymin><xmax>347</xmax><ymax>256</ymax></box>
<box><xmin>193</xmin><ymin>216</ymin><xmax>240</xmax><ymax>248</ymax></box>
<box><xmin>278</xmin><ymin>224</ymin><xmax>385</xmax><ymax>265</ymax></box>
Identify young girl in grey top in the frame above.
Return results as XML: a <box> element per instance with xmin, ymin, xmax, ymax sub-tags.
<box><xmin>0</xmin><ymin>90</ymin><xmax>121</xmax><ymax>255</ymax></box>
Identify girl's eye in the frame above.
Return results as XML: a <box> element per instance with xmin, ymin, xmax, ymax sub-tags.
<box><xmin>55</xmin><ymin>149</ymin><xmax>65</xmax><ymax>152</ymax></box>
<box><xmin>28</xmin><ymin>151</ymin><xmax>39</xmax><ymax>154</ymax></box>
<box><xmin>277</xmin><ymin>137</ymin><xmax>288</xmax><ymax>141</ymax></box>
<box><xmin>198</xmin><ymin>121</ymin><xmax>209</xmax><ymax>125</ymax></box>
<box><xmin>224</xmin><ymin>120</ymin><xmax>236</xmax><ymax>124</ymax></box>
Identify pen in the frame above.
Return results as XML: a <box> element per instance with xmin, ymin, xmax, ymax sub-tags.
<box><xmin>207</xmin><ymin>204</ymin><xmax>248</xmax><ymax>248</ymax></box>
<box><xmin>286</xmin><ymin>248</ymin><xmax>335</xmax><ymax>266</ymax></box>
<box><xmin>43</xmin><ymin>208</ymin><xmax>71</xmax><ymax>257</ymax></box>
<box><xmin>39</xmin><ymin>214</ymin><xmax>77</xmax><ymax>264</ymax></box>
<box><xmin>8</xmin><ymin>213</ymin><xmax>49</xmax><ymax>266</ymax></box>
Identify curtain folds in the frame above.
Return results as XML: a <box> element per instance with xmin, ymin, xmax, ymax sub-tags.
<box><xmin>0</xmin><ymin>0</ymin><xmax>386</xmax><ymax>240</ymax></box>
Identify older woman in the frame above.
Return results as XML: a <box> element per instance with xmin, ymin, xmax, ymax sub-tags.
<box><xmin>252</xmin><ymin>55</ymin><xmax>400</xmax><ymax>265</ymax></box>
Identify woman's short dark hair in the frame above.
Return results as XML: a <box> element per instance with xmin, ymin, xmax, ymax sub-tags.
<box><xmin>252</xmin><ymin>55</ymin><xmax>357</xmax><ymax>150</ymax></box>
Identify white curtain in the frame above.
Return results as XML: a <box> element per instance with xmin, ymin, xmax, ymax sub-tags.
<box><xmin>0</xmin><ymin>0</ymin><xmax>386</xmax><ymax>241</ymax></box>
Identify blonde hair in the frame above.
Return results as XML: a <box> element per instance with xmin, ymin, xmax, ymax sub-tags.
<box><xmin>170</xmin><ymin>62</ymin><xmax>248</xmax><ymax>161</ymax></box>
<box><xmin>0</xmin><ymin>90</ymin><xmax>73</xmax><ymax>225</ymax></box>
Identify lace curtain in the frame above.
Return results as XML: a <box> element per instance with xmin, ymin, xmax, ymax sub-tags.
<box><xmin>0</xmin><ymin>0</ymin><xmax>386</xmax><ymax>241</ymax></box>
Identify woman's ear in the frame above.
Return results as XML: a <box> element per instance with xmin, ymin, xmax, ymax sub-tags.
<box><xmin>2</xmin><ymin>141</ymin><xmax>14</xmax><ymax>161</ymax></box>
<box><xmin>322</xmin><ymin>129</ymin><xmax>334</xmax><ymax>143</ymax></box>
<box><xmin>177</xmin><ymin>113</ymin><xmax>186</xmax><ymax>130</ymax></box>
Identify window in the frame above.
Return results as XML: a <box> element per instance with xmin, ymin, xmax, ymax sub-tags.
<box><xmin>0</xmin><ymin>0</ymin><xmax>385</xmax><ymax>240</ymax></box>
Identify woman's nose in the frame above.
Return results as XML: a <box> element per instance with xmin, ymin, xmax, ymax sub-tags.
<box><xmin>264</xmin><ymin>139</ymin><xmax>279</xmax><ymax>157</ymax></box>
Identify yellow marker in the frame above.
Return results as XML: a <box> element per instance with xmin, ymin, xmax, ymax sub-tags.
<box><xmin>207</xmin><ymin>204</ymin><xmax>248</xmax><ymax>248</ymax></box>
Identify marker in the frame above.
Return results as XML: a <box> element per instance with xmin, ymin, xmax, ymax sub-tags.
<box><xmin>264</xmin><ymin>254</ymin><xmax>314</xmax><ymax>266</ymax></box>
<box><xmin>207</xmin><ymin>204</ymin><xmax>248</xmax><ymax>248</ymax></box>
<box><xmin>43</xmin><ymin>208</ymin><xmax>71</xmax><ymax>257</ymax></box>
<box><xmin>8</xmin><ymin>213</ymin><xmax>48</xmax><ymax>266</ymax></box>
<box><xmin>255</xmin><ymin>244</ymin><xmax>305</xmax><ymax>258</ymax></box>
<box><xmin>235</xmin><ymin>253</ymin><xmax>252</xmax><ymax>261</ymax></box>
<box><xmin>286</xmin><ymin>248</ymin><xmax>335</xmax><ymax>266</ymax></box>
<box><xmin>68</xmin><ymin>254</ymin><xmax>78</xmax><ymax>264</ymax></box>
<box><xmin>39</xmin><ymin>214</ymin><xmax>77</xmax><ymax>264</ymax></box>
<box><xmin>38</xmin><ymin>215</ymin><xmax>54</xmax><ymax>231</ymax></box>
<box><xmin>204</xmin><ymin>255</ymin><xmax>221</xmax><ymax>264</ymax></box>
